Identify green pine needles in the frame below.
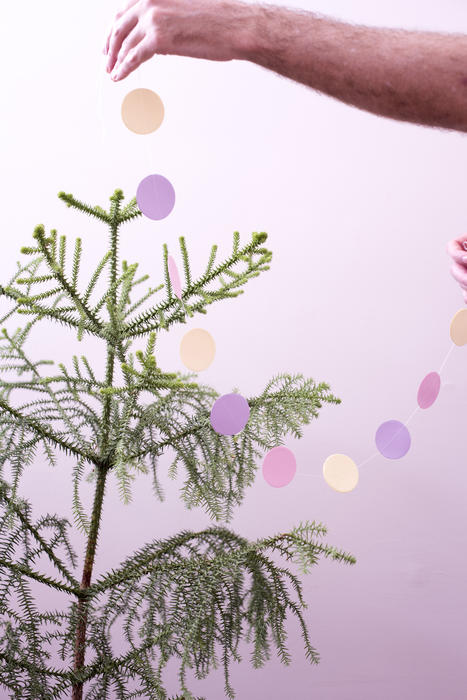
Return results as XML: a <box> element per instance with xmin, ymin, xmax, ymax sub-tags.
<box><xmin>0</xmin><ymin>189</ymin><xmax>356</xmax><ymax>700</ymax></box>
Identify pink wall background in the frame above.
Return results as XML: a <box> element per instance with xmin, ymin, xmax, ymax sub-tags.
<box><xmin>1</xmin><ymin>0</ymin><xmax>467</xmax><ymax>698</ymax></box>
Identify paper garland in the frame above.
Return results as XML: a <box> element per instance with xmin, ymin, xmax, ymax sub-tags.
<box><xmin>121</xmin><ymin>86</ymin><xmax>464</xmax><ymax>495</ymax></box>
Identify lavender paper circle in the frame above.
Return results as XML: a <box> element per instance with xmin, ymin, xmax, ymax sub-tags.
<box><xmin>262</xmin><ymin>446</ymin><xmax>297</xmax><ymax>488</ymax></box>
<box><xmin>136</xmin><ymin>174</ymin><xmax>175</xmax><ymax>220</ymax></box>
<box><xmin>417</xmin><ymin>371</ymin><xmax>441</xmax><ymax>410</ymax></box>
<box><xmin>210</xmin><ymin>393</ymin><xmax>250</xmax><ymax>436</ymax></box>
<box><xmin>375</xmin><ymin>420</ymin><xmax>411</xmax><ymax>460</ymax></box>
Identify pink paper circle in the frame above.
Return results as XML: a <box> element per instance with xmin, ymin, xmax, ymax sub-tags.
<box><xmin>417</xmin><ymin>371</ymin><xmax>441</xmax><ymax>409</ymax></box>
<box><xmin>136</xmin><ymin>174</ymin><xmax>175</xmax><ymax>220</ymax></box>
<box><xmin>210</xmin><ymin>393</ymin><xmax>250</xmax><ymax>436</ymax></box>
<box><xmin>262</xmin><ymin>446</ymin><xmax>296</xmax><ymax>488</ymax></box>
<box><xmin>375</xmin><ymin>420</ymin><xmax>411</xmax><ymax>460</ymax></box>
<box><xmin>167</xmin><ymin>255</ymin><xmax>182</xmax><ymax>299</ymax></box>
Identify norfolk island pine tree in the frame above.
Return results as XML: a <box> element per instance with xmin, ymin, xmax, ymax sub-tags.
<box><xmin>0</xmin><ymin>188</ymin><xmax>356</xmax><ymax>699</ymax></box>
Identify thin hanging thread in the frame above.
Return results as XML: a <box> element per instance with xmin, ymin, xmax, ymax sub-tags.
<box><xmin>97</xmin><ymin>54</ymin><xmax>107</xmax><ymax>145</ymax></box>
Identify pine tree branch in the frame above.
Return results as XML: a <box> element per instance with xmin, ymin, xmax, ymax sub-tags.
<box><xmin>58</xmin><ymin>192</ymin><xmax>111</xmax><ymax>224</ymax></box>
<box><xmin>1</xmin><ymin>329</ymin><xmax>90</xmax><ymax>449</ymax></box>
<box><xmin>123</xmin><ymin>232</ymin><xmax>271</xmax><ymax>338</ymax></box>
<box><xmin>0</xmin><ymin>398</ymin><xmax>100</xmax><ymax>466</ymax></box>
<box><xmin>32</xmin><ymin>226</ymin><xmax>104</xmax><ymax>334</ymax></box>
<box><xmin>0</xmin><ymin>558</ymin><xmax>81</xmax><ymax>596</ymax></box>
<box><xmin>0</xmin><ymin>651</ymin><xmax>70</xmax><ymax>679</ymax></box>
<box><xmin>0</xmin><ymin>482</ymin><xmax>80</xmax><ymax>589</ymax></box>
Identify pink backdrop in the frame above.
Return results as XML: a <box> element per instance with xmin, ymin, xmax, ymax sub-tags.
<box><xmin>1</xmin><ymin>0</ymin><xmax>467</xmax><ymax>697</ymax></box>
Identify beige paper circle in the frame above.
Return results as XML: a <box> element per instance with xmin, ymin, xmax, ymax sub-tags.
<box><xmin>323</xmin><ymin>454</ymin><xmax>359</xmax><ymax>493</ymax></box>
<box><xmin>450</xmin><ymin>308</ymin><xmax>467</xmax><ymax>346</ymax></box>
<box><xmin>180</xmin><ymin>329</ymin><xmax>216</xmax><ymax>371</ymax></box>
<box><xmin>121</xmin><ymin>89</ymin><xmax>164</xmax><ymax>134</ymax></box>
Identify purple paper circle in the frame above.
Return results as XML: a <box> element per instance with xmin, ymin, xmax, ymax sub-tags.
<box><xmin>375</xmin><ymin>420</ymin><xmax>411</xmax><ymax>460</ymax></box>
<box><xmin>136</xmin><ymin>174</ymin><xmax>175</xmax><ymax>220</ymax></box>
<box><xmin>417</xmin><ymin>371</ymin><xmax>441</xmax><ymax>410</ymax></box>
<box><xmin>210</xmin><ymin>393</ymin><xmax>250</xmax><ymax>436</ymax></box>
<box><xmin>262</xmin><ymin>446</ymin><xmax>297</xmax><ymax>488</ymax></box>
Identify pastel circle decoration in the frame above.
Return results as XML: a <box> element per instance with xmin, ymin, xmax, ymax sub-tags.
<box><xmin>375</xmin><ymin>420</ymin><xmax>411</xmax><ymax>460</ymax></box>
<box><xmin>450</xmin><ymin>308</ymin><xmax>467</xmax><ymax>346</ymax></box>
<box><xmin>210</xmin><ymin>393</ymin><xmax>250</xmax><ymax>436</ymax></box>
<box><xmin>262</xmin><ymin>446</ymin><xmax>296</xmax><ymax>488</ymax></box>
<box><xmin>323</xmin><ymin>454</ymin><xmax>359</xmax><ymax>493</ymax></box>
<box><xmin>167</xmin><ymin>255</ymin><xmax>182</xmax><ymax>299</ymax></box>
<box><xmin>136</xmin><ymin>174</ymin><xmax>175</xmax><ymax>221</ymax></box>
<box><xmin>417</xmin><ymin>371</ymin><xmax>441</xmax><ymax>409</ymax></box>
<box><xmin>180</xmin><ymin>328</ymin><xmax>215</xmax><ymax>372</ymax></box>
<box><xmin>121</xmin><ymin>88</ymin><xmax>164</xmax><ymax>134</ymax></box>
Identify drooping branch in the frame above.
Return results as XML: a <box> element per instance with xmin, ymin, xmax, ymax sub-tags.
<box><xmin>0</xmin><ymin>482</ymin><xmax>80</xmax><ymax>588</ymax></box>
<box><xmin>0</xmin><ymin>398</ymin><xmax>100</xmax><ymax>466</ymax></box>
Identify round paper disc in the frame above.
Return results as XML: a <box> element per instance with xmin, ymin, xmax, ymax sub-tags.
<box><xmin>450</xmin><ymin>308</ymin><xmax>467</xmax><ymax>346</ymax></box>
<box><xmin>323</xmin><ymin>453</ymin><xmax>359</xmax><ymax>493</ymax></box>
<box><xmin>136</xmin><ymin>174</ymin><xmax>175</xmax><ymax>221</ymax></box>
<box><xmin>121</xmin><ymin>88</ymin><xmax>164</xmax><ymax>134</ymax></box>
<box><xmin>180</xmin><ymin>328</ymin><xmax>215</xmax><ymax>371</ymax></box>
<box><xmin>210</xmin><ymin>393</ymin><xmax>250</xmax><ymax>435</ymax></box>
<box><xmin>417</xmin><ymin>371</ymin><xmax>441</xmax><ymax>409</ymax></box>
<box><xmin>262</xmin><ymin>446</ymin><xmax>296</xmax><ymax>488</ymax></box>
<box><xmin>375</xmin><ymin>420</ymin><xmax>411</xmax><ymax>460</ymax></box>
<box><xmin>167</xmin><ymin>255</ymin><xmax>182</xmax><ymax>299</ymax></box>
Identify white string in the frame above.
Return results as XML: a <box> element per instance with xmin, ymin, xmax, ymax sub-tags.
<box><xmin>439</xmin><ymin>342</ymin><xmax>455</xmax><ymax>374</ymax></box>
<box><xmin>97</xmin><ymin>54</ymin><xmax>107</xmax><ymax>145</ymax></box>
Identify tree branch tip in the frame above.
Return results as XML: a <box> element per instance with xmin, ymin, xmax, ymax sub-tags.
<box><xmin>58</xmin><ymin>191</ymin><xmax>73</xmax><ymax>206</ymax></box>
<box><xmin>32</xmin><ymin>225</ymin><xmax>45</xmax><ymax>239</ymax></box>
<box><xmin>110</xmin><ymin>188</ymin><xmax>124</xmax><ymax>202</ymax></box>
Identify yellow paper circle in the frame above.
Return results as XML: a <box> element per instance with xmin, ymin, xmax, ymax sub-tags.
<box><xmin>121</xmin><ymin>88</ymin><xmax>164</xmax><ymax>134</ymax></box>
<box><xmin>180</xmin><ymin>329</ymin><xmax>216</xmax><ymax>371</ymax></box>
<box><xmin>323</xmin><ymin>454</ymin><xmax>359</xmax><ymax>493</ymax></box>
<box><xmin>450</xmin><ymin>308</ymin><xmax>467</xmax><ymax>346</ymax></box>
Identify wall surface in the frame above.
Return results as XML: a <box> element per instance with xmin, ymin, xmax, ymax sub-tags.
<box><xmin>1</xmin><ymin>1</ymin><xmax>467</xmax><ymax>698</ymax></box>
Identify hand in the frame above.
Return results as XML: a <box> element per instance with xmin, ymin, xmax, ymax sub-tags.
<box><xmin>447</xmin><ymin>235</ymin><xmax>467</xmax><ymax>303</ymax></box>
<box><xmin>103</xmin><ymin>0</ymin><xmax>253</xmax><ymax>81</ymax></box>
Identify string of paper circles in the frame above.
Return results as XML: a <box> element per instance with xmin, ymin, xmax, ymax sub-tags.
<box><xmin>121</xmin><ymin>87</ymin><xmax>467</xmax><ymax>495</ymax></box>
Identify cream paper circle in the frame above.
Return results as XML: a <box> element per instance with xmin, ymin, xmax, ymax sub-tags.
<box><xmin>323</xmin><ymin>454</ymin><xmax>359</xmax><ymax>493</ymax></box>
<box><xmin>180</xmin><ymin>329</ymin><xmax>216</xmax><ymax>371</ymax></box>
<box><xmin>121</xmin><ymin>88</ymin><xmax>164</xmax><ymax>134</ymax></box>
<box><xmin>450</xmin><ymin>308</ymin><xmax>467</xmax><ymax>346</ymax></box>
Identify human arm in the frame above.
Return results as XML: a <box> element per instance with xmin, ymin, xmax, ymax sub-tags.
<box><xmin>104</xmin><ymin>0</ymin><xmax>467</xmax><ymax>132</ymax></box>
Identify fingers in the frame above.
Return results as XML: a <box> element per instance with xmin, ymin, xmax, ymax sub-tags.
<box><xmin>450</xmin><ymin>261</ymin><xmax>467</xmax><ymax>290</ymax></box>
<box><xmin>446</xmin><ymin>235</ymin><xmax>467</xmax><ymax>264</ymax></box>
<box><xmin>111</xmin><ymin>35</ymin><xmax>155</xmax><ymax>81</ymax></box>
<box><xmin>116</xmin><ymin>25</ymin><xmax>144</xmax><ymax>68</ymax></box>
<box><xmin>106</xmin><ymin>12</ymin><xmax>139</xmax><ymax>73</ymax></box>
<box><xmin>103</xmin><ymin>0</ymin><xmax>139</xmax><ymax>55</ymax></box>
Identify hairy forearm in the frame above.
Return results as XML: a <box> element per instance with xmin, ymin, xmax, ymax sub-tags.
<box><xmin>235</xmin><ymin>4</ymin><xmax>467</xmax><ymax>131</ymax></box>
